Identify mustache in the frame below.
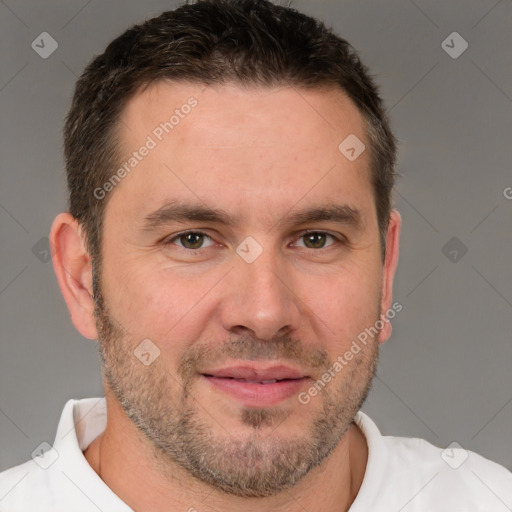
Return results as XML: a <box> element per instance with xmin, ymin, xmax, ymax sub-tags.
<box><xmin>177</xmin><ymin>334</ymin><xmax>330</xmax><ymax>383</ymax></box>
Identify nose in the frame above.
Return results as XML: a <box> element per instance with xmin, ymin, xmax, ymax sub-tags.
<box><xmin>220</xmin><ymin>245</ymin><xmax>302</xmax><ymax>341</ymax></box>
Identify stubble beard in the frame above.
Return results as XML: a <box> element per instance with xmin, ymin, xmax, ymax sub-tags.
<box><xmin>92</xmin><ymin>268</ymin><xmax>379</xmax><ymax>497</ymax></box>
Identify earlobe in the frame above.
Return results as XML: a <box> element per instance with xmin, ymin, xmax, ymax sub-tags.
<box><xmin>378</xmin><ymin>209</ymin><xmax>401</xmax><ymax>344</ymax></box>
<box><xmin>49</xmin><ymin>213</ymin><xmax>98</xmax><ymax>340</ymax></box>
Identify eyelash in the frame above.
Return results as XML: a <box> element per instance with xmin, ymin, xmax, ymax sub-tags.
<box><xmin>162</xmin><ymin>230</ymin><xmax>345</xmax><ymax>253</ymax></box>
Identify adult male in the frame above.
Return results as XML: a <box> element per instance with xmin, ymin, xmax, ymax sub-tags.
<box><xmin>1</xmin><ymin>0</ymin><xmax>511</xmax><ymax>510</ymax></box>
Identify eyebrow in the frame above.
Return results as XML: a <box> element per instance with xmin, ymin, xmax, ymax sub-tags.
<box><xmin>142</xmin><ymin>200</ymin><xmax>364</xmax><ymax>233</ymax></box>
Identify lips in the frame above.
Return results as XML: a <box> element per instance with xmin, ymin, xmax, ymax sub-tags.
<box><xmin>200</xmin><ymin>365</ymin><xmax>310</xmax><ymax>406</ymax></box>
<box><xmin>201</xmin><ymin>365</ymin><xmax>306</xmax><ymax>382</ymax></box>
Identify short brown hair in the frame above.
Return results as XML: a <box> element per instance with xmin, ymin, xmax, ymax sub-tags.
<box><xmin>64</xmin><ymin>0</ymin><xmax>397</xmax><ymax>266</ymax></box>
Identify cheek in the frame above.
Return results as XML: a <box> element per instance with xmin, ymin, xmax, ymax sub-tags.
<box><xmin>307</xmin><ymin>264</ymin><xmax>382</xmax><ymax>346</ymax></box>
<box><xmin>102</xmin><ymin>259</ymin><xmax>215</xmax><ymax>343</ymax></box>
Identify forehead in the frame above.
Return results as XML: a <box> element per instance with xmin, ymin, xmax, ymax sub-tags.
<box><xmin>108</xmin><ymin>81</ymin><xmax>375</xmax><ymax>229</ymax></box>
<box><xmin>121</xmin><ymin>81</ymin><xmax>366</xmax><ymax>149</ymax></box>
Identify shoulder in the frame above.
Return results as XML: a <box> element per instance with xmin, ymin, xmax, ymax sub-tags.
<box><xmin>389</xmin><ymin>435</ymin><xmax>512</xmax><ymax>508</ymax></box>
<box><xmin>352</xmin><ymin>412</ymin><xmax>512</xmax><ymax>511</ymax></box>
<box><xmin>0</xmin><ymin>397</ymin><xmax>119</xmax><ymax>511</ymax></box>
<box><xmin>0</xmin><ymin>457</ymin><xmax>55</xmax><ymax>507</ymax></box>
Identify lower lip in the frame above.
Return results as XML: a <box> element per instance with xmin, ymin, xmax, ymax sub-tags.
<box><xmin>202</xmin><ymin>376</ymin><xmax>310</xmax><ymax>406</ymax></box>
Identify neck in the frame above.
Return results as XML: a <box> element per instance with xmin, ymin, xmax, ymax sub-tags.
<box><xmin>83</xmin><ymin>391</ymin><xmax>368</xmax><ymax>512</ymax></box>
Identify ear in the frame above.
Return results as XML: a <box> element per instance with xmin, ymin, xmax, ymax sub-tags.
<box><xmin>377</xmin><ymin>209</ymin><xmax>401</xmax><ymax>344</ymax></box>
<box><xmin>49</xmin><ymin>213</ymin><xmax>98</xmax><ymax>340</ymax></box>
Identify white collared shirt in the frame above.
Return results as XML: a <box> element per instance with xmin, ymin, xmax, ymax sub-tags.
<box><xmin>0</xmin><ymin>397</ymin><xmax>511</xmax><ymax>511</ymax></box>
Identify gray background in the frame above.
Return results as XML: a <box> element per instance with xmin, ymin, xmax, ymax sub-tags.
<box><xmin>0</xmin><ymin>0</ymin><xmax>511</xmax><ymax>473</ymax></box>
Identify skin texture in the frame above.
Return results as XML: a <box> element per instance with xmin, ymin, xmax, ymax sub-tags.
<box><xmin>50</xmin><ymin>82</ymin><xmax>401</xmax><ymax>512</ymax></box>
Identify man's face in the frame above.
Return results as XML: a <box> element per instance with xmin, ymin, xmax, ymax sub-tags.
<box><xmin>94</xmin><ymin>82</ymin><xmax>388</xmax><ymax>496</ymax></box>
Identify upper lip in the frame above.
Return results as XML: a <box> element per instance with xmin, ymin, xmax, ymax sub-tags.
<box><xmin>201</xmin><ymin>365</ymin><xmax>307</xmax><ymax>381</ymax></box>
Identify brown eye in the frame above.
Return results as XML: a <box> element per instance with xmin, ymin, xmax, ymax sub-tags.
<box><xmin>304</xmin><ymin>232</ymin><xmax>327</xmax><ymax>249</ymax></box>
<box><xmin>180</xmin><ymin>233</ymin><xmax>204</xmax><ymax>249</ymax></box>
<box><xmin>166</xmin><ymin>231</ymin><xmax>214</xmax><ymax>250</ymax></box>
<box><xmin>296</xmin><ymin>232</ymin><xmax>338</xmax><ymax>249</ymax></box>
